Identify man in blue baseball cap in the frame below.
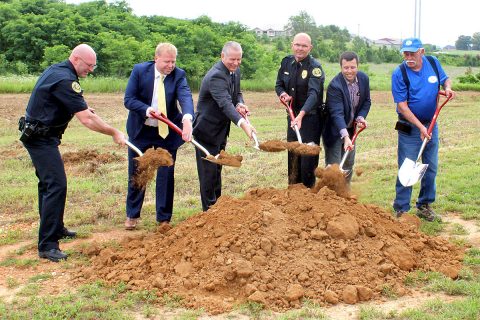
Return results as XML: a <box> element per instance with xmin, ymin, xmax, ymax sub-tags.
<box><xmin>391</xmin><ymin>37</ymin><xmax>456</xmax><ymax>221</ymax></box>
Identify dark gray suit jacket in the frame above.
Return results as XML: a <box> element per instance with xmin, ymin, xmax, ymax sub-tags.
<box><xmin>193</xmin><ymin>61</ymin><xmax>244</xmax><ymax>146</ymax></box>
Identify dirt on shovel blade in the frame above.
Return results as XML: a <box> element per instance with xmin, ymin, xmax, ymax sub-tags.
<box><xmin>258</xmin><ymin>140</ymin><xmax>287</xmax><ymax>152</ymax></box>
<box><xmin>133</xmin><ymin>147</ymin><xmax>174</xmax><ymax>189</ymax></box>
<box><xmin>286</xmin><ymin>141</ymin><xmax>321</xmax><ymax>156</ymax></box>
<box><xmin>312</xmin><ymin>164</ymin><xmax>350</xmax><ymax>198</ymax></box>
<box><xmin>205</xmin><ymin>150</ymin><xmax>243</xmax><ymax>167</ymax></box>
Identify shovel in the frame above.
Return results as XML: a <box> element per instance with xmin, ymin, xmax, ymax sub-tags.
<box><xmin>241</xmin><ymin>113</ymin><xmax>260</xmax><ymax>150</ymax></box>
<box><xmin>398</xmin><ymin>91</ymin><xmax>452</xmax><ymax>187</ymax></box>
<box><xmin>149</xmin><ymin>111</ymin><xmax>242</xmax><ymax>167</ymax></box>
<box><xmin>125</xmin><ymin>140</ymin><xmax>143</xmax><ymax>156</ymax></box>
<box><xmin>280</xmin><ymin>98</ymin><xmax>304</xmax><ymax>143</ymax></box>
<box><xmin>339</xmin><ymin>122</ymin><xmax>366</xmax><ymax>176</ymax></box>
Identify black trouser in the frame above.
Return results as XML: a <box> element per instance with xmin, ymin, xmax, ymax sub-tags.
<box><xmin>194</xmin><ymin>136</ymin><xmax>227</xmax><ymax>211</ymax></box>
<box><xmin>287</xmin><ymin>113</ymin><xmax>322</xmax><ymax>188</ymax></box>
<box><xmin>23</xmin><ymin>136</ymin><xmax>66</xmax><ymax>251</ymax></box>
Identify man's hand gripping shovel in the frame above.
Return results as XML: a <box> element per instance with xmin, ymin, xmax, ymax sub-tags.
<box><xmin>339</xmin><ymin>121</ymin><xmax>366</xmax><ymax>176</ymax></box>
<box><xmin>279</xmin><ymin>98</ymin><xmax>320</xmax><ymax>155</ymax></box>
<box><xmin>149</xmin><ymin>111</ymin><xmax>242</xmax><ymax>167</ymax></box>
<box><xmin>398</xmin><ymin>91</ymin><xmax>452</xmax><ymax>187</ymax></box>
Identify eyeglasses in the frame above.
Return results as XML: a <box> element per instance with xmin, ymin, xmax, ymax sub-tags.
<box><xmin>77</xmin><ymin>56</ymin><xmax>97</xmax><ymax>70</ymax></box>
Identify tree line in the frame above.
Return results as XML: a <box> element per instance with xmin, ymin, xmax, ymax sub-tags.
<box><xmin>1</xmin><ymin>0</ymin><xmax>478</xmax><ymax>80</ymax></box>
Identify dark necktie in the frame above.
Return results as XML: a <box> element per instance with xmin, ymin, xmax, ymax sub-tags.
<box><xmin>230</xmin><ymin>72</ymin><xmax>235</xmax><ymax>93</ymax></box>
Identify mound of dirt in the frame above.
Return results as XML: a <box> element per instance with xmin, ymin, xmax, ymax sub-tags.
<box><xmin>74</xmin><ymin>185</ymin><xmax>463</xmax><ymax>314</ymax></box>
<box><xmin>62</xmin><ymin>149</ymin><xmax>123</xmax><ymax>165</ymax></box>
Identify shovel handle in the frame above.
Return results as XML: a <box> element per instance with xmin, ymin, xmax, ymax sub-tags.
<box><xmin>149</xmin><ymin>111</ymin><xmax>211</xmax><ymax>157</ymax></box>
<box><xmin>345</xmin><ymin>121</ymin><xmax>366</xmax><ymax>151</ymax></box>
<box><xmin>279</xmin><ymin>98</ymin><xmax>303</xmax><ymax>143</ymax></box>
<box><xmin>149</xmin><ymin>111</ymin><xmax>183</xmax><ymax>135</ymax></box>
<box><xmin>427</xmin><ymin>90</ymin><xmax>452</xmax><ymax>136</ymax></box>
<box><xmin>126</xmin><ymin>140</ymin><xmax>144</xmax><ymax>156</ymax></box>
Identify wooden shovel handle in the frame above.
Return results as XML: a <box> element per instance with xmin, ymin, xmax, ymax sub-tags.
<box><xmin>427</xmin><ymin>90</ymin><xmax>452</xmax><ymax>136</ymax></box>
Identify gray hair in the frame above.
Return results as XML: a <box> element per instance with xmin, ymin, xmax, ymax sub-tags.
<box><xmin>222</xmin><ymin>41</ymin><xmax>242</xmax><ymax>56</ymax></box>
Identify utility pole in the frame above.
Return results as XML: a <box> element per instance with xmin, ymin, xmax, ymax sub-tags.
<box><xmin>414</xmin><ymin>0</ymin><xmax>422</xmax><ymax>38</ymax></box>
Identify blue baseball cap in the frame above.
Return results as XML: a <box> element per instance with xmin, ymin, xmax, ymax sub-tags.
<box><xmin>400</xmin><ymin>38</ymin><xmax>423</xmax><ymax>52</ymax></box>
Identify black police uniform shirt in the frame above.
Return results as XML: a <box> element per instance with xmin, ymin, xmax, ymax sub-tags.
<box><xmin>275</xmin><ymin>55</ymin><xmax>325</xmax><ymax>115</ymax></box>
<box><xmin>26</xmin><ymin>60</ymin><xmax>88</xmax><ymax>128</ymax></box>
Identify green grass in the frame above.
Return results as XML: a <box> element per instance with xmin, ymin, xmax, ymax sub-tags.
<box><xmin>1</xmin><ymin>63</ymin><xmax>479</xmax><ymax>93</ymax></box>
<box><xmin>1</xmin><ymin>91</ymin><xmax>479</xmax><ymax>318</ymax></box>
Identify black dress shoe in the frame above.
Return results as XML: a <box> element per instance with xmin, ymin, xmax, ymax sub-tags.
<box><xmin>60</xmin><ymin>227</ymin><xmax>77</xmax><ymax>239</ymax></box>
<box><xmin>38</xmin><ymin>249</ymin><xmax>68</xmax><ymax>262</ymax></box>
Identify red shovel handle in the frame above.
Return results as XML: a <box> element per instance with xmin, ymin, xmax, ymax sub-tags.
<box><xmin>345</xmin><ymin>121</ymin><xmax>366</xmax><ymax>151</ymax></box>
<box><xmin>279</xmin><ymin>98</ymin><xmax>296</xmax><ymax>121</ymax></box>
<box><xmin>427</xmin><ymin>90</ymin><xmax>452</xmax><ymax>135</ymax></box>
<box><xmin>149</xmin><ymin>111</ymin><xmax>182</xmax><ymax>136</ymax></box>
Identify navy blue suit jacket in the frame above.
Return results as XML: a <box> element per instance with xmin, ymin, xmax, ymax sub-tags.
<box><xmin>324</xmin><ymin>71</ymin><xmax>371</xmax><ymax>147</ymax></box>
<box><xmin>124</xmin><ymin>61</ymin><xmax>194</xmax><ymax>150</ymax></box>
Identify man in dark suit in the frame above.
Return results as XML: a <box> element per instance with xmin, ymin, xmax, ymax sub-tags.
<box><xmin>124</xmin><ymin>42</ymin><xmax>194</xmax><ymax>229</ymax></box>
<box><xmin>192</xmin><ymin>41</ymin><xmax>255</xmax><ymax>211</ymax></box>
<box><xmin>275</xmin><ymin>33</ymin><xmax>325</xmax><ymax>188</ymax></box>
<box><xmin>323</xmin><ymin>51</ymin><xmax>371</xmax><ymax>182</ymax></box>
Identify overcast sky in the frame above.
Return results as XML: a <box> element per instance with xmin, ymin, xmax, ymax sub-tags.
<box><xmin>67</xmin><ymin>0</ymin><xmax>476</xmax><ymax>47</ymax></box>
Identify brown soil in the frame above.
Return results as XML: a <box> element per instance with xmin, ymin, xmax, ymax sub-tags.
<box><xmin>313</xmin><ymin>164</ymin><xmax>351</xmax><ymax>198</ymax></box>
<box><xmin>133</xmin><ymin>147</ymin><xmax>174</xmax><ymax>190</ymax></box>
<box><xmin>258</xmin><ymin>140</ymin><xmax>287</xmax><ymax>152</ymax></box>
<box><xmin>74</xmin><ymin>185</ymin><xmax>464</xmax><ymax>315</ymax></box>
<box><xmin>205</xmin><ymin>150</ymin><xmax>243</xmax><ymax>168</ymax></box>
<box><xmin>286</xmin><ymin>141</ymin><xmax>321</xmax><ymax>156</ymax></box>
<box><xmin>62</xmin><ymin>149</ymin><xmax>123</xmax><ymax>165</ymax></box>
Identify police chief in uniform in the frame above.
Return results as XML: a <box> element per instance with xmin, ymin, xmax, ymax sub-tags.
<box><xmin>275</xmin><ymin>33</ymin><xmax>325</xmax><ymax>188</ymax></box>
<box><xmin>20</xmin><ymin>44</ymin><xmax>126</xmax><ymax>262</ymax></box>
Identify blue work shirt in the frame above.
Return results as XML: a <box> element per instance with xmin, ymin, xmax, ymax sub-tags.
<box><xmin>392</xmin><ymin>56</ymin><xmax>448</xmax><ymax>122</ymax></box>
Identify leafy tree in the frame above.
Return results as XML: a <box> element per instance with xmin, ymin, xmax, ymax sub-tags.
<box><xmin>285</xmin><ymin>11</ymin><xmax>318</xmax><ymax>38</ymax></box>
<box><xmin>41</xmin><ymin>44</ymin><xmax>70</xmax><ymax>69</ymax></box>
<box><xmin>456</xmin><ymin>35</ymin><xmax>472</xmax><ymax>50</ymax></box>
<box><xmin>471</xmin><ymin>32</ymin><xmax>480</xmax><ymax>50</ymax></box>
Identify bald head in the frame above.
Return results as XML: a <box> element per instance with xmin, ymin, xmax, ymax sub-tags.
<box><xmin>69</xmin><ymin>44</ymin><xmax>97</xmax><ymax>78</ymax></box>
<box><xmin>293</xmin><ymin>33</ymin><xmax>312</xmax><ymax>45</ymax></box>
<box><xmin>291</xmin><ymin>33</ymin><xmax>312</xmax><ymax>62</ymax></box>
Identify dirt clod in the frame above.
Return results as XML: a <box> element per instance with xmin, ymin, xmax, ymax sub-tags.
<box><xmin>312</xmin><ymin>164</ymin><xmax>350</xmax><ymax>198</ymax></box>
<box><xmin>258</xmin><ymin>140</ymin><xmax>287</xmax><ymax>152</ymax></box>
<box><xmin>133</xmin><ymin>147</ymin><xmax>174</xmax><ymax>189</ymax></box>
<box><xmin>205</xmin><ymin>150</ymin><xmax>243</xmax><ymax>167</ymax></box>
<box><xmin>286</xmin><ymin>141</ymin><xmax>321</xmax><ymax>156</ymax></box>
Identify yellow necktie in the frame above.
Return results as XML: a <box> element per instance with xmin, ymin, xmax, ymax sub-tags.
<box><xmin>157</xmin><ymin>75</ymin><xmax>168</xmax><ymax>137</ymax></box>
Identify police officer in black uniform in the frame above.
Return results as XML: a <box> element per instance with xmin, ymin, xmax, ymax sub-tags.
<box><xmin>275</xmin><ymin>32</ymin><xmax>325</xmax><ymax>188</ymax></box>
<box><xmin>19</xmin><ymin>44</ymin><xmax>126</xmax><ymax>262</ymax></box>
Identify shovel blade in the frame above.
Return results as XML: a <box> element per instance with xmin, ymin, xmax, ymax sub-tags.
<box><xmin>398</xmin><ymin>158</ymin><xmax>429</xmax><ymax>187</ymax></box>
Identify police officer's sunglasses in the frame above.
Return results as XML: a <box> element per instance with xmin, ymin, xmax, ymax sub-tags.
<box><xmin>77</xmin><ymin>56</ymin><xmax>97</xmax><ymax>70</ymax></box>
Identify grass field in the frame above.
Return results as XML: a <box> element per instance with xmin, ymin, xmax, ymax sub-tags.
<box><xmin>1</xmin><ymin>62</ymin><xmax>479</xmax><ymax>93</ymax></box>
<box><xmin>0</xmin><ymin>91</ymin><xmax>479</xmax><ymax>319</ymax></box>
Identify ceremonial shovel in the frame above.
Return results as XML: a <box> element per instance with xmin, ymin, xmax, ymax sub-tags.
<box><xmin>398</xmin><ymin>91</ymin><xmax>452</xmax><ymax>187</ymax></box>
<box><xmin>339</xmin><ymin>122</ymin><xmax>366</xmax><ymax>176</ymax></box>
<box><xmin>149</xmin><ymin>111</ymin><xmax>241</xmax><ymax>167</ymax></box>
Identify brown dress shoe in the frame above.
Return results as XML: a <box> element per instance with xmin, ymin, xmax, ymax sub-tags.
<box><xmin>124</xmin><ymin>218</ymin><xmax>137</xmax><ymax>230</ymax></box>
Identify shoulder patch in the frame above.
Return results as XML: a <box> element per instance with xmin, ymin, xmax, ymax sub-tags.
<box><xmin>312</xmin><ymin>68</ymin><xmax>322</xmax><ymax>77</ymax></box>
<box><xmin>71</xmin><ymin>81</ymin><xmax>82</xmax><ymax>93</ymax></box>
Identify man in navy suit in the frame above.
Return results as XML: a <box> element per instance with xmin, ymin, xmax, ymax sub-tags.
<box><xmin>124</xmin><ymin>42</ymin><xmax>194</xmax><ymax>229</ymax></box>
<box><xmin>192</xmin><ymin>41</ymin><xmax>255</xmax><ymax>211</ymax></box>
<box><xmin>323</xmin><ymin>51</ymin><xmax>371</xmax><ymax>182</ymax></box>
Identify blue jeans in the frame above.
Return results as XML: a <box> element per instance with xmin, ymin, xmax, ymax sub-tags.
<box><xmin>393</xmin><ymin>122</ymin><xmax>438</xmax><ymax>212</ymax></box>
<box><xmin>323</xmin><ymin>138</ymin><xmax>355</xmax><ymax>183</ymax></box>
